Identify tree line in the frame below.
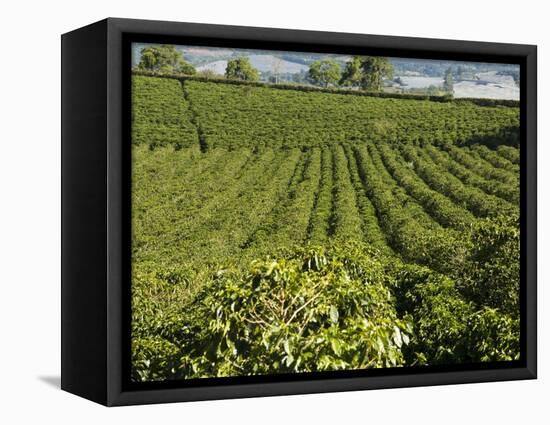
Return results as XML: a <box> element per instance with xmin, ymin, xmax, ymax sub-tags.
<box><xmin>137</xmin><ymin>45</ymin><xmax>400</xmax><ymax>92</ymax></box>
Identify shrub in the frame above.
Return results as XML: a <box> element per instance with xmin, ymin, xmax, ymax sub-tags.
<box><xmin>132</xmin><ymin>336</ymin><xmax>180</xmax><ymax>382</ymax></box>
<box><xmin>389</xmin><ymin>264</ymin><xmax>473</xmax><ymax>365</ymax></box>
<box><xmin>465</xmin><ymin>307</ymin><xmax>520</xmax><ymax>362</ymax></box>
<box><xmin>389</xmin><ymin>262</ymin><xmax>520</xmax><ymax>366</ymax></box>
<box><xmin>175</xmin><ymin>243</ymin><xmax>412</xmax><ymax>378</ymax></box>
<box><xmin>459</xmin><ymin>214</ymin><xmax>520</xmax><ymax>316</ymax></box>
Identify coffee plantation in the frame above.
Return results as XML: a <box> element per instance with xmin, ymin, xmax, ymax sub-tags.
<box><xmin>131</xmin><ymin>75</ymin><xmax>520</xmax><ymax>381</ymax></box>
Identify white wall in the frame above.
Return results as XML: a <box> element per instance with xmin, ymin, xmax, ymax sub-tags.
<box><xmin>0</xmin><ymin>0</ymin><xmax>546</xmax><ymax>422</ymax></box>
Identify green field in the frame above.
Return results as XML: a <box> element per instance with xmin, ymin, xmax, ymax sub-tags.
<box><xmin>131</xmin><ymin>75</ymin><xmax>520</xmax><ymax>382</ymax></box>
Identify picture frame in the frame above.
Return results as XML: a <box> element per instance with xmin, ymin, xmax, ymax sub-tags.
<box><xmin>61</xmin><ymin>17</ymin><xmax>537</xmax><ymax>406</ymax></box>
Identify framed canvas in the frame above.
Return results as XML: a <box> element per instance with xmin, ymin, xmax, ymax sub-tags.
<box><xmin>61</xmin><ymin>18</ymin><xmax>537</xmax><ymax>406</ymax></box>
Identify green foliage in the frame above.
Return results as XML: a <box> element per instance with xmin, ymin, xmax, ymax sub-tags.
<box><xmin>496</xmin><ymin>145</ymin><xmax>520</xmax><ymax>164</ymax></box>
<box><xmin>134</xmin><ymin>243</ymin><xmax>413</xmax><ymax>379</ymax></box>
<box><xmin>459</xmin><ymin>214</ymin><xmax>520</xmax><ymax>316</ymax></box>
<box><xmin>340</xmin><ymin>56</ymin><xmax>363</xmax><ymax>87</ymax></box>
<box><xmin>132</xmin><ymin>76</ymin><xmax>198</xmax><ymax>148</ymax></box>
<box><xmin>137</xmin><ymin>45</ymin><xmax>196</xmax><ymax>75</ymax></box>
<box><xmin>131</xmin><ymin>241</ymin><xmax>521</xmax><ymax>380</ymax></box>
<box><xmin>342</xmin><ymin>144</ymin><xmax>392</xmax><ymax>254</ymax></box>
<box><xmin>359</xmin><ymin>56</ymin><xmax>394</xmax><ymax>91</ymax></box>
<box><xmin>353</xmin><ymin>143</ymin><xmax>472</xmax><ymax>276</ymax></box>
<box><xmin>179</xmin><ymin>79</ymin><xmax>518</xmax><ymax>150</ymax></box>
<box><xmin>390</xmin><ymin>264</ymin><xmax>520</xmax><ymax>365</ymax></box>
<box><xmin>308</xmin><ymin>148</ymin><xmax>334</xmax><ymax>245</ymax></box>
<box><xmin>131</xmin><ymin>265</ymin><xmax>196</xmax><ymax>381</ymax></box>
<box><xmin>225</xmin><ymin>57</ymin><xmax>260</xmax><ymax>81</ymax></box>
<box><xmin>399</xmin><ymin>144</ymin><xmax>516</xmax><ymax>219</ymax></box>
<box><xmin>130</xmin><ymin>74</ymin><xmax>521</xmax><ymax>382</ymax></box>
<box><xmin>331</xmin><ymin>145</ymin><xmax>365</xmax><ymax>241</ymax></box>
<box><xmin>471</xmin><ymin>144</ymin><xmax>519</xmax><ymax>172</ymax></box>
<box><xmin>443</xmin><ymin>143</ymin><xmax>518</xmax><ymax>184</ymax></box>
<box><xmin>393</xmin><ymin>265</ymin><xmax>474</xmax><ymax>364</ymax></box>
<box><xmin>132</xmin><ymin>336</ymin><xmax>180</xmax><ymax>382</ymax></box>
<box><xmin>339</xmin><ymin>56</ymin><xmax>394</xmax><ymax>91</ymax></box>
<box><xmin>424</xmin><ymin>144</ymin><xmax>519</xmax><ymax>204</ymax></box>
<box><xmin>465</xmin><ymin>307</ymin><xmax>520</xmax><ymax>362</ymax></box>
<box><xmin>376</xmin><ymin>142</ymin><xmax>475</xmax><ymax>229</ymax></box>
<box><xmin>308</xmin><ymin>59</ymin><xmax>342</xmax><ymax>88</ymax></box>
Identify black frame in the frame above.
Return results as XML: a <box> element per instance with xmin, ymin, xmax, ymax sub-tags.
<box><xmin>62</xmin><ymin>17</ymin><xmax>537</xmax><ymax>406</ymax></box>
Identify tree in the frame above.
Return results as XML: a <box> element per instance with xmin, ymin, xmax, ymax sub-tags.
<box><xmin>137</xmin><ymin>45</ymin><xmax>196</xmax><ymax>75</ymax></box>
<box><xmin>308</xmin><ymin>59</ymin><xmax>341</xmax><ymax>87</ymax></box>
<box><xmin>340</xmin><ymin>56</ymin><xmax>363</xmax><ymax>87</ymax></box>
<box><xmin>443</xmin><ymin>67</ymin><xmax>454</xmax><ymax>93</ymax></box>
<box><xmin>225</xmin><ymin>57</ymin><xmax>260</xmax><ymax>81</ymax></box>
<box><xmin>359</xmin><ymin>56</ymin><xmax>393</xmax><ymax>91</ymax></box>
<box><xmin>340</xmin><ymin>56</ymin><xmax>394</xmax><ymax>91</ymax></box>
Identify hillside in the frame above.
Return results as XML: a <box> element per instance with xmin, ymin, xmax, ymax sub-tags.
<box><xmin>131</xmin><ymin>75</ymin><xmax>520</xmax><ymax>381</ymax></box>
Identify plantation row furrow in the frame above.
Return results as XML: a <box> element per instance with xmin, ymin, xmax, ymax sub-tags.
<box><xmin>248</xmin><ymin>148</ymin><xmax>323</xmax><ymax>252</ymax></box>
<box><xmin>178</xmin><ymin>149</ymin><xmax>301</xmax><ymax>260</ymax></box>
<box><xmin>135</xmin><ymin>148</ymin><xmax>295</xmax><ymax>267</ymax></box>
<box><xmin>132</xmin><ymin>147</ymin><xmax>249</xmax><ymax>254</ymax></box>
<box><xmin>331</xmin><ymin>144</ymin><xmax>364</xmax><ymax>242</ymax></box>
<box><xmin>131</xmin><ymin>144</ymin><xmax>202</xmax><ymax>206</ymax></box>
<box><xmin>241</xmin><ymin>148</ymin><xmax>311</xmax><ymax>250</ymax></box>
<box><xmin>496</xmin><ymin>145</ymin><xmax>520</xmax><ymax>165</ymax></box>
<box><xmin>424</xmin><ymin>144</ymin><xmax>519</xmax><ymax>204</ymax></box>
<box><xmin>443</xmin><ymin>144</ymin><xmax>517</xmax><ymax>185</ymax></box>
<box><xmin>341</xmin><ymin>144</ymin><xmax>393</xmax><ymax>254</ymax></box>
<box><xmin>154</xmin><ymin>148</ymin><xmax>265</xmax><ymax>242</ymax></box>
<box><xmin>470</xmin><ymin>144</ymin><xmax>519</xmax><ymax>173</ymax></box>
<box><xmin>274</xmin><ymin>148</ymin><xmax>323</xmax><ymax>246</ymax></box>
<box><xmin>352</xmin><ymin>145</ymin><xmax>467</xmax><ymax>275</ymax></box>
<box><xmin>307</xmin><ymin>148</ymin><xmax>334</xmax><ymax>245</ymax></box>
<box><xmin>375</xmin><ymin>142</ymin><xmax>476</xmax><ymax>229</ymax></box>
<box><xmin>200</xmin><ymin>148</ymin><xmax>307</xmax><ymax>262</ymax></box>
<box><xmin>365</xmin><ymin>143</ymin><xmax>441</xmax><ymax>229</ymax></box>
<box><xmin>400</xmin><ymin>144</ymin><xmax>517</xmax><ymax>218</ymax></box>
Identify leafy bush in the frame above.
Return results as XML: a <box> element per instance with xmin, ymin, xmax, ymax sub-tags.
<box><xmin>132</xmin><ymin>336</ymin><xmax>180</xmax><ymax>382</ymax></box>
<box><xmin>465</xmin><ymin>307</ymin><xmax>520</xmax><ymax>362</ymax></box>
<box><xmin>130</xmin><ymin>74</ymin><xmax>521</xmax><ymax>381</ymax></box>
<box><xmin>459</xmin><ymin>214</ymin><xmax>520</xmax><ymax>316</ymax></box>
<box><xmin>132</xmin><ymin>243</ymin><xmax>413</xmax><ymax>380</ymax></box>
<box><xmin>390</xmin><ymin>264</ymin><xmax>473</xmax><ymax>364</ymax></box>
<box><xmin>390</xmin><ymin>263</ymin><xmax>520</xmax><ymax>366</ymax></box>
<box><xmin>131</xmin><ymin>242</ymin><xmax>521</xmax><ymax>381</ymax></box>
